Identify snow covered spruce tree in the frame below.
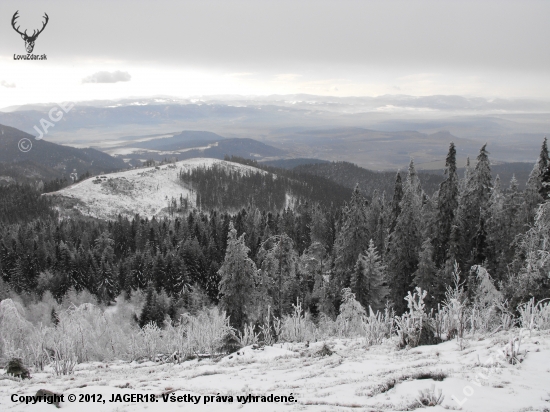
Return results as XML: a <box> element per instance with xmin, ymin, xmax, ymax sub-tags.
<box><xmin>484</xmin><ymin>175</ymin><xmax>506</xmax><ymax>278</ymax></box>
<box><xmin>538</xmin><ymin>137</ymin><xmax>550</xmax><ymax>201</ymax></box>
<box><xmin>387</xmin><ymin>160</ymin><xmax>423</xmax><ymax>314</ymax></box>
<box><xmin>433</xmin><ymin>142</ymin><xmax>459</xmax><ymax>269</ymax></box>
<box><xmin>332</xmin><ymin>184</ymin><xmax>370</xmax><ymax>292</ymax></box>
<box><xmin>525</xmin><ymin>138</ymin><xmax>549</xmax><ymax>222</ymax></box>
<box><xmin>412</xmin><ymin>238</ymin><xmax>439</xmax><ymax>310</ymax></box>
<box><xmin>455</xmin><ymin>144</ymin><xmax>493</xmax><ymax>270</ymax></box>
<box><xmin>93</xmin><ymin>231</ymin><xmax>118</xmax><ymax>303</ymax></box>
<box><xmin>388</xmin><ymin>172</ymin><xmax>403</xmax><ymax>235</ymax></box>
<box><xmin>257</xmin><ymin>234</ymin><xmax>299</xmax><ymax>318</ymax></box>
<box><xmin>218</xmin><ymin>222</ymin><xmax>258</xmax><ymax>329</ymax></box>
<box><xmin>350</xmin><ymin>239</ymin><xmax>388</xmax><ymax>312</ymax></box>
<box><xmin>506</xmin><ymin>198</ymin><xmax>550</xmax><ymax>305</ymax></box>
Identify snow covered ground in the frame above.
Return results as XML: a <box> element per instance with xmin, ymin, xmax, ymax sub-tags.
<box><xmin>46</xmin><ymin>158</ymin><xmax>269</xmax><ymax>221</ymax></box>
<box><xmin>1</xmin><ymin>329</ymin><xmax>549</xmax><ymax>411</ymax></box>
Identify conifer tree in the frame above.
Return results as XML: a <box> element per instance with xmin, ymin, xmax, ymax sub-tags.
<box><xmin>139</xmin><ymin>285</ymin><xmax>167</xmax><ymax>327</ymax></box>
<box><xmin>333</xmin><ymin>185</ymin><xmax>370</xmax><ymax>290</ymax></box>
<box><xmin>525</xmin><ymin>138</ymin><xmax>549</xmax><ymax>222</ymax></box>
<box><xmin>389</xmin><ymin>172</ymin><xmax>403</xmax><ymax>234</ymax></box>
<box><xmin>257</xmin><ymin>234</ymin><xmax>299</xmax><ymax>317</ymax></box>
<box><xmin>412</xmin><ymin>238</ymin><xmax>439</xmax><ymax>309</ymax></box>
<box><xmin>351</xmin><ymin>240</ymin><xmax>388</xmax><ymax>312</ymax></box>
<box><xmin>434</xmin><ymin>143</ymin><xmax>459</xmax><ymax>267</ymax></box>
<box><xmin>309</xmin><ymin>203</ymin><xmax>330</xmax><ymax>247</ymax></box>
<box><xmin>538</xmin><ymin>137</ymin><xmax>550</xmax><ymax>200</ymax></box>
<box><xmin>502</xmin><ymin>176</ymin><xmax>525</xmax><ymax>265</ymax></box>
<box><xmin>456</xmin><ymin>144</ymin><xmax>493</xmax><ymax>268</ymax></box>
<box><xmin>506</xmin><ymin>199</ymin><xmax>550</xmax><ymax>305</ymax></box>
<box><xmin>218</xmin><ymin>222</ymin><xmax>258</xmax><ymax>329</ymax></box>
<box><xmin>386</xmin><ymin>160</ymin><xmax>423</xmax><ymax>313</ymax></box>
<box><xmin>484</xmin><ymin>175</ymin><xmax>506</xmax><ymax>277</ymax></box>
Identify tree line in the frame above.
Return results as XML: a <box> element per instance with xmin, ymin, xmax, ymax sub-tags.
<box><xmin>1</xmin><ymin>141</ymin><xmax>550</xmax><ymax>330</ymax></box>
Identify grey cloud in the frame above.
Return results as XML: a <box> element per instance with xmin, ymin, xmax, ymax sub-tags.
<box><xmin>1</xmin><ymin>0</ymin><xmax>549</xmax><ymax>74</ymax></box>
<box><xmin>82</xmin><ymin>71</ymin><xmax>131</xmax><ymax>84</ymax></box>
<box><xmin>1</xmin><ymin>81</ymin><xmax>16</xmax><ymax>88</ymax></box>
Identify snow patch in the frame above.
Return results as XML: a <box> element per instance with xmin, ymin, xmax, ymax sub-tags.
<box><xmin>46</xmin><ymin>158</ymin><xmax>270</xmax><ymax>221</ymax></box>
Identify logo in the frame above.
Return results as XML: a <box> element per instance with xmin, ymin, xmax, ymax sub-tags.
<box><xmin>11</xmin><ymin>11</ymin><xmax>49</xmax><ymax>54</ymax></box>
<box><xmin>18</xmin><ymin>138</ymin><xmax>32</xmax><ymax>153</ymax></box>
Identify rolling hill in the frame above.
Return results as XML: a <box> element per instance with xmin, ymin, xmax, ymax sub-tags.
<box><xmin>0</xmin><ymin>124</ymin><xmax>127</xmax><ymax>182</ymax></box>
<box><xmin>47</xmin><ymin>157</ymin><xmax>353</xmax><ymax>221</ymax></box>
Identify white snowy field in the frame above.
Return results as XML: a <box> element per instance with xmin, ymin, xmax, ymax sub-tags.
<box><xmin>1</xmin><ymin>329</ymin><xmax>549</xmax><ymax>412</ymax></box>
<box><xmin>46</xmin><ymin>158</ymin><xmax>268</xmax><ymax>220</ymax></box>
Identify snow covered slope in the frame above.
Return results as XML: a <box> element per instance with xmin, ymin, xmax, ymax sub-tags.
<box><xmin>47</xmin><ymin>158</ymin><xmax>268</xmax><ymax>220</ymax></box>
<box><xmin>1</xmin><ymin>330</ymin><xmax>549</xmax><ymax>411</ymax></box>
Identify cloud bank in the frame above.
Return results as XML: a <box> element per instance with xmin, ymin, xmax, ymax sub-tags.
<box><xmin>82</xmin><ymin>71</ymin><xmax>131</xmax><ymax>84</ymax></box>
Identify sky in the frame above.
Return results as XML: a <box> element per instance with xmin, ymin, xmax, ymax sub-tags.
<box><xmin>1</xmin><ymin>0</ymin><xmax>550</xmax><ymax>108</ymax></box>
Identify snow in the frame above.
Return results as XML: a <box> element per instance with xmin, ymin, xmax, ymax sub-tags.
<box><xmin>46</xmin><ymin>158</ymin><xmax>269</xmax><ymax>221</ymax></box>
<box><xmin>2</xmin><ymin>330</ymin><xmax>550</xmax><ymax>411</ymax></box>
<box><xmin>105</xmin><ymin>142</ymin><xmax>219</xmax><ymax>156</ymax></box>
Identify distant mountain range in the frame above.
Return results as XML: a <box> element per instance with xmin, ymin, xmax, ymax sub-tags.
<box><xmin>1</xmin><ymin>96</ymin><xmax>547</xmax><ymax>169</ymax></box>
<box><xmin>0</xmin><ymin>124</ymin><xmax>127</xmax><ymax>183</ymax></box>
<box><xmin>102</xmin><ymin>131</ymin><xmax>288</xmax><ymax>164</ymax></box>
<box><xmin>0</xmin><ymin>124</ymin><xmax>292</xmax><ymax>183</ymax></box>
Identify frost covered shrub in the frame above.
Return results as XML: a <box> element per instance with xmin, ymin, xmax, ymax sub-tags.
<box><xmin>182</xmin><ymin>307</ymin><xmax>233</xmax><ymax>355</ymax></box>
<box><xmin>441</xmin><ymin>264</ymin><xmax>469</xmax><ymax>341</ymax></box>
<box><xmin>60</xmin><ymin>288</ymin><xmax>99</xmax><ymax>309</ymax></box>
<box><xmin>0</xmin><ymin>299</ymin><xmax>34</xmax><ymax>363</ymax></box>
<box><xmin>49</xmin><ymin>323</ymin><xmax>77</xmax><ymax>375</ymax></box>
<box><xmin>237</xmin><ymin>323</ymin><xmax>260</xmax><ymax>347</ymax></box>
<box><xmin>395</xmin><ymin>287</ymin><xmax>428</xmax><ymax>348</ymax></box>
<box><xmin>415</xmin><ymin>385</ymin><xmax>444</xmax><ymax>407</ymax></box>
<box><xmin>469</xmin><ymin>266</ymin><xmax>503</xmax><ymax>334</ymax></box>
<box><xmin>135</xmin><ymin>322</ymin><xmax>164</xmax><ymax>361</ymax></box>
<box><xmin>336</xmin><ymin>288</ymin><xmax>366</xmax><ymax>337</ymax></box>
<box><xmin>279</xmin><ymin>302</ymin><xmax>316</xmax><ymax>342</ymax></box>
<box><xmin>53</xmin><ymin>303</ymin><xmax>129</xmax><ymax>363</ymax></box>
<box><xmin>518</xmin><ymin>298</ymin><xmax>550</xmax><ymax>334</ymax></box>
<box><xmin>361</xmin><ymin>305</ymin><xmax>394</xmax><ymax>346</ymax></box>
<box><xmin>0</xmin><ymin>297</ymin><xmax>236</xmax><ymax>367</ymax></box>
<box><xmin>316</xmin><ymin>312</ymin><xmax>338</xmax><ymax>339</ymax></box>
<box><xmin>25</xmin><ymin>291</ymin><xmax>60</xmax><ymax>327</ymax></box>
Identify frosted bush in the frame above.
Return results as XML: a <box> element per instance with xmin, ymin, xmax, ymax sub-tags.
<box><xmin>183</xmin><ymin>307</ymin><xmax>234</xmax><ymax>355</ymax></box>
<box><xmin>518</xmin><ymin>298</ymin><xmax>550</xmax><ymax>335</ymax></box>
<box><xmin>25</xmin><ymin>291</ymin><xmax>60</xmax><ymax>326</ymax></box>
<box><xmin>361</xmin><ymin>306</ymin><xmax>394</xmax><ymax>346</ymax></box>
<box><xmin>279</xmin><ymin>302</ymin><xmax>316</xmax><ymax>342</ymax></box>
<box><xmin>54</xmin><ymin>303</ymin><xmax>128</xmax><ymax>362</ymax></box>
<box><xmin>237</xmin><ymin>323</ymin><xmax>260</xmax><ymax>346</ymax></box>
<box><xmin>442</xmin><ymin>263</ymin><xmax>468</xmax><ymax>340</ymax></box>
<box><xmin>395</xmin><ymin>287</ymin><xmax>428</xmax><ymax>348</ymax></box>
<box><xmin>469</xmin><ymin>266</ymin><xmax>504</xmax><ymax>334</ymax></box>
<box><xmin>316</xmin><ymin>313</ymin><xmax>338</xmax><ymax>339</ymax></box>
<box><xmin>0</xmin><ymin>299</ymin><xmax>34</xmax><ymax>363</ymax></box>
<box><xmin>137</xmin><ymin>322</ymin><xmax>164</xmax><ymax>360</ymax></box>
<box><xmin>26</xmin><ymin>325</ymin><xmax>49</xmax><ymax>370</ymax></box>
<box><xmin>49</xmin><ymin>321</ymin><xmax>77</xmax><ymax>375</ymax></box>
<box><xmin>336</xmin><ymin>288</ymin><xmax>366</xmax><ymax>337</ymax></box>
<box><xmin>61</xmin><ymin>288</ymin><xmax>99</xmax><ymax>309</ymax></box>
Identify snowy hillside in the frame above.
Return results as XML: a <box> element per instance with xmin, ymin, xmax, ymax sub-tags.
<box><xmin>1</xmin><ymin>330</ymin><xmax>549</xmax><ymax>411</ymax></box>
<box><xmin>47</xmin><ymin>158</ymin><xmax>269</xmax><ymax>220</ymax></box>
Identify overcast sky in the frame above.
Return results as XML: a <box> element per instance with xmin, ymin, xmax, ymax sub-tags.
<box><xmin>1</xmin><ymin>0</ymin><xmax>549</xmax><ymax>108</ymax></box>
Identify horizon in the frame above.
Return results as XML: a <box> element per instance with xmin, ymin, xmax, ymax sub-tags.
<box><xmin>2</xmin><ymin>0</ymin><xmax>550</xmax><ymax>108</ymax></box>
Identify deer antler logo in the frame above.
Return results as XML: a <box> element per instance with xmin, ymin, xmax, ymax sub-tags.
<box><xmin>11</xmin><ymin>11</ymin><xmax>49</xmax><ymax>54</ymax></box>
